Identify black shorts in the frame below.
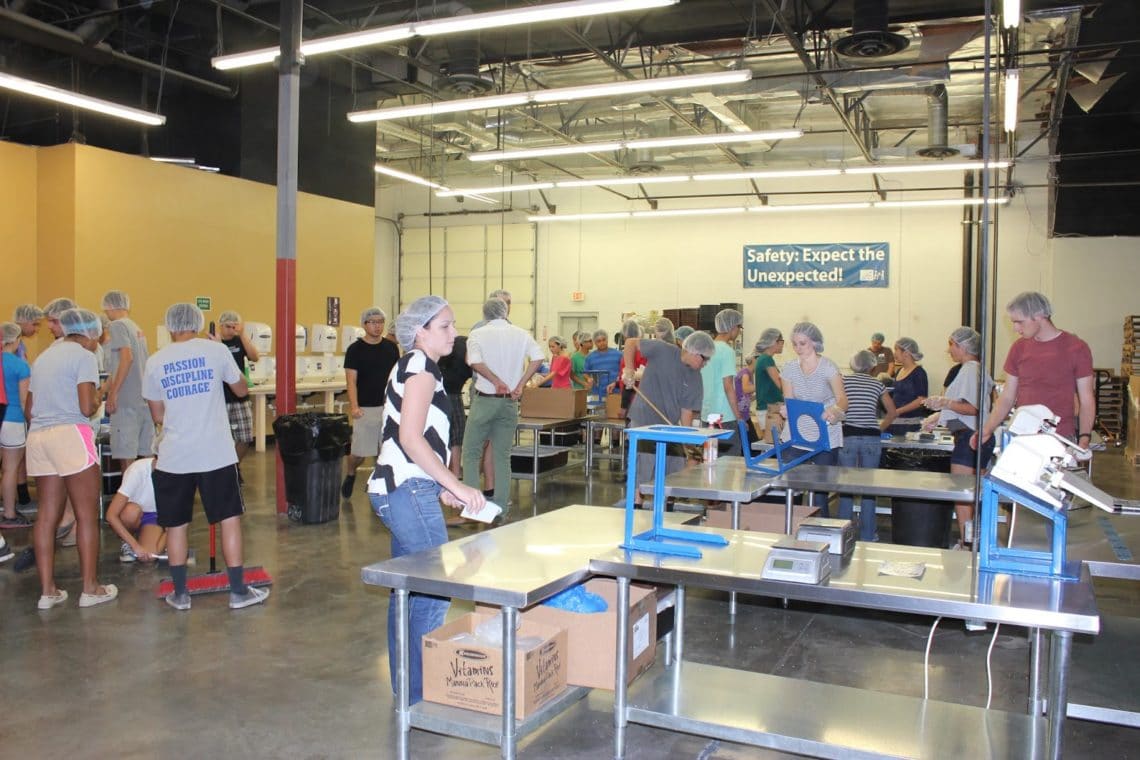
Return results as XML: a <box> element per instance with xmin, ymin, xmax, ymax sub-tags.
<box><xmin>153</xmin><ymin>465</ymin><xmax>245</xmax><ymax>527</ymax></box>
<box><xmin>950</xmin><ymin>428</ymin><xmax>994</xmax><ymax>469</ymax></box>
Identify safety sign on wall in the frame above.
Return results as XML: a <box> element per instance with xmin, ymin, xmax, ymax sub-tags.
<box><xmin>742</xmin><ymin>243</ymin><xmax>889</xmax><ymax>288</ymax></box>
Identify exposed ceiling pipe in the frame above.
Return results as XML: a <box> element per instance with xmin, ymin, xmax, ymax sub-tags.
<box><xmin>0</xmin><ymin>8</ymin><xmax>235</xmax><ymax>98</ymax></box>
<box><xmin>916</xmin><ymin>84</ymin><xmax>960</xmax><ymax>158</ymax></box>
<box><xmin>74</xmin><ymin>0</ymin><xmax>120</xmax><ymax>46</ymax></box>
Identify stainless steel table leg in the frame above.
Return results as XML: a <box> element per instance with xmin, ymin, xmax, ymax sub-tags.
<box><xmin>613</xmin><ymin>577</ymin><xmax>631</xmax><ymax>760</ymax></box>
<box><xmin>729</xmin><ymin>500</ymin><xmax>740</xmax><ymax>616</ymax></box>
<box><xmin>394</xmin><ymin>589</ymin><xmax>410</xmax><ymax>760</ymax></box>
<box><xmin>532</xmin><ymin>431</ymin><xmax>540</xmax><ymax>499</ymax></box>
<box><xmin>585</xmin><ymin>420</ymin><xmax>594</xmax><ymax>476</ymax></box>
<box><xmin>784</xmin><ymin>488</ymin><xmax>795</xmax><ymax>534</ymax></box>
<box><xmin>502</xmin><ymin>605</ymin><xmax>518</xmax><ymax>760</ymax></box>
<box><xmin>1029</xmin><ymin>627</ymin><xmax>1044</xmax><ymax>715</ymax></box>
<box><xmin>674</xmin><ymin>584</ymin><xmax>686</xmax><ymax>661</ymax></box>
<box><xmin>1047</xmin><ymin>630</ymin><xmax>1073</xmax><ymax>760</ymax></box>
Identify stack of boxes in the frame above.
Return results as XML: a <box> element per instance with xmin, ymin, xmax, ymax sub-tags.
<box><xmin>1122</xmin><ymin>317</ymin><xmax>1140</xmax><ymax>465</ymax></box>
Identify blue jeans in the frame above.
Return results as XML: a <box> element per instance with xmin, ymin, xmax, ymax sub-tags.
<box><xmin>836</xmin><ymin>436</ymin><xmax>883</xmax><ymax>541</ymax></box>
<box><xmin>798</xmin><ymin>448</ymin><xmax>838</xmax><ymax>517</ymax></box>
<box><xmin>370</xmin><ymin>478</ymin><xmax>449</xmax><ymax>705</ymax></box>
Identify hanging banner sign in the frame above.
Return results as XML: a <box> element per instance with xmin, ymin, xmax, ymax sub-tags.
<box><xmin>743</xmin><ymin>243</ymin><xmax>889</xmax><ymax>288</ymax></box>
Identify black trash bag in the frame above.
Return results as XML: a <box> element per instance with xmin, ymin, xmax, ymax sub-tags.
<box><xmin>272</xmin><ymin>413</ymin><xmax>351</xmax><ymax>524</ymax></box>
<box><xmin>273</xmin><ymin>413</ymin><xmax>351</xmax><ymax>461</ymax></box>
<box><xmin>882</xmin><ymin>449</ymin><xmax>954</xmax><ymax>548</ymax></box>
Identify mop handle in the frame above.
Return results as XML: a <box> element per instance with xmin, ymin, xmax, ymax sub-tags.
<box><xmin>632</xmin><ymin>385</ymin><xmax>673</xmax><ymax>426</ymax></box>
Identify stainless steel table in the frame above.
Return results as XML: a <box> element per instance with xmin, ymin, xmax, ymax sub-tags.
<box><xmin>591</xmin><ymin>527</ymin><xmax>1100</xmax><ymax>760</ymax></box>
<box><xmin>512</xmin><ymin>416</ymin><xmax>588</xmax><ymax>497</ymax></box>
<box><xmin>360</xmin><ymin>506</ymin><xmax>687</xmax><ymax>760</ymax></box>
<box><xmin>583</xmin><ymin>416</ymin><xmax>627</xmax><ymax>473</ymax></box>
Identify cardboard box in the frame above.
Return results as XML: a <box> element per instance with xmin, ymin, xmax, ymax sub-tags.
<box><xmin>1126</xmin><ymin>376</ymin><xmax>1140</xmax><ymax>466</ymax></box>
<box><xmin>605</xmin><ymin>393</ymin><xmax>625</xmax><ymax>420</ymax></box>
<box><xmin>422</xmin><ymin>612</ymin><xmax>567</xmax><ymax>719</ymax></box>
<box><xmin>705</xmin><ymin>502</ymin><xmax>819</xmax><ymax>533</ymax></box>
<box><xmin>482</xmin><ymin>579</ymin><xmax>656</xmax><ymax>690</ymax></box>
<box><xmin>520</xmin><ymin>387</ymin><xmax>587</xmax><ymax>419</ymax></box>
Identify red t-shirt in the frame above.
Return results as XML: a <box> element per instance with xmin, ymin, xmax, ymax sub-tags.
<box><xmin>549</xmin><ymin>354</ymin><xmax>572</xmax><ymax>389</ymax></box>
<box><xmin>1003</xmin><ymin>331</ymin><xmax>1093</xmax><ymax>438</ymax></box>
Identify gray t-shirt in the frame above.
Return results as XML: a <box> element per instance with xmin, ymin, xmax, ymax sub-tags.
<box><xmin>939</xmin><ymin>359</ymin><xmax>994</xmax><ymax>432</ymax></box>
<box><xmin>628</xmin><ymin>339</ymin><xmax>703</xmax><ymax>427</ymax></box>
<box><xmin>28</xmin><ymin>340</ymin><xmax>99</xmax><ymax>431</ymax></box>
<box><xmin>143</xmin><ymin>338</ymin><xmax>242</xmax><ymax>474</ymax></box>
<box><xmin>106</xmin><ymin>316</ymin><xmax>150</xmax><ymax>409</ymax></box>
<box><xmin>780</xmin><ymin>356</ymin><xmax>842</xmax><ymax>448</ymax></box>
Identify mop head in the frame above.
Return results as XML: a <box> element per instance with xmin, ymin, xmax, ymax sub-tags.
<box><xmin>155</xmin><ymin>567</ymin><xmax>273</xmax><ymax>598</ymax></box>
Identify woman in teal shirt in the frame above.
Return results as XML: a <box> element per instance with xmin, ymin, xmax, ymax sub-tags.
<box><xmin>753</xmin><ymin>328</ymin><xmax>785</xmax><ymax>409</ymax></box>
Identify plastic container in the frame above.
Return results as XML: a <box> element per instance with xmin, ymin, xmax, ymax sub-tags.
<box><xmin>273</xmin><ymin>413</ymin><xmax>351</xmax><ymax>524</ymax></box>
<box><xmin>882</xmin><ymin>449</ymin><xmax>954</xmax><ymax>548</ymax></box>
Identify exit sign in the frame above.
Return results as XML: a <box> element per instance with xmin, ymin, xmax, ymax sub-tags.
<box><xmin>195</xmin><ymin>296</ymin><xmax>212</xmax><ymax>311</ymax></box>
<box><xmin>570</xmin><ymin>291</ymin><xmax>585</xmax><ymax>302</ymax></box>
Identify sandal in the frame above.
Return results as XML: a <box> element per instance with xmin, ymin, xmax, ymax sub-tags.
<box><xmin>56</xmin><ymin>522</ymin><xmax>77</xmax><ymax>547</ymax></box>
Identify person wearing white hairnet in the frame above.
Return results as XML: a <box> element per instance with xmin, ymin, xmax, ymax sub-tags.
<box><xmin>838</xmin><ymin>351</ymin><xmax>897</xmax><ymax>541</ymax></box>
<box><xmin>701</xmin><ymin>309</ymin><xmax>744</xmax><ymax>454</ymax></box>
<box><xmin>621</xmin><ymin>330</ymin><xmax>710</xmax><ymax>506</ymax></box>
<box><xmin>367</xmin><ymin>295</ymin><xmax>487</xmax><ymax>705</ymax></box>
<box><xmin>143</xmin><ymin>303</ymin><xmax>266</xmax><ymax>612</ymax></box>
<box><xmin>570</xmin><ymin>330</ymin><xmax>594</xmax><ymax>392</ymax></box>
<box><xmin>42</xmin><ymin>298</ymin><xmax>76</xmax><ymax>341</ymax></box>
<box><xmin>888</xmin><ymin>337</ymin><xmax>928</xmax><ymax>431</ymax></box>
<box><xmin>13</xmin><ymin>304</ymin><xmax>43</xmax><ymax>361</ymax></box>
<box><xmin>1</xmin><ymin>322</ymin><xmax>32</xmax><ymax>529</ymax></box>
<box><xmin>462</xmin><ymin>298</ymin><xmax>543</xmax><ymax>512</ymax></box>
<box><xmin>25</xmin><ymin>308</ymin><xmax>117</xmax><ymax>609</ymax></box>
<box><xmin>532</xmin><ymin>335</ymin><xmax>573</xmax><ymax>388</ymax></box>
<box><xmin>101</xmin><ymin>290</ymin><xmax>154</xmax><ymax>472</ymax></box>
<box><xmin>341</xmin><ymin>307</ymin><xmax>401</xmax><ymax>499</ymax></box>
<box><xmin>584</xmin><ymin>328</ymin><xmax>623</xmax><ymax>397</ymax></box>
<box><xmin>975</xmin><ymin>291</ymin><xmax>1094</xmax><ymax>449</ymax></box>
<box><xmin>924</xmin><ymin>327</ymin><xmax>995</xmax><ymax>548</ymax></box>
<box><xmin>210</xmin><ymin>310</ymin><xmax>260</xmax><ymax>467</ymax></box>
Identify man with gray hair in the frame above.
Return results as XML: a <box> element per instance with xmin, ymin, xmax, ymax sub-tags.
<box><xmin>584</xmin><ymin>329</ymin><xmax>622</xmax><ymax>395</ymax></box>
<box><xmin>341</xmin><ymin>307</ymin><xmax>400</xmax><ymax>498</ymax></box>
<box><xmin>462</xmin><ymin>298</ymin><xmax>544</xmax><ymax>512</ymax></box>
<box><xmin>701</xmin><ymin>308</ymin><xmax>744</xmax><ymax>454</ymax></box>
<box><xmin>101</xmin><ymin>290</ymin><xmax>154</xmax><ymax>470</ymax></box>
<box><xmin>211</xmin><ymin>310</ymin><xmax>260</xmax><ymax>465</ymax></box>
<box><xmin>975</xmin><ymin>291</ymin><xmax>1094</xmax><ymax>447</ymax></box>
<box><xmin>867</xmin><ymin>332</ymin><xmax>895</xmax><ymax>377</ymax></box>
<box><xmin>471</xmin><ymin>289</ymin><xmax>512</xmax><ymax>330</ymax></box>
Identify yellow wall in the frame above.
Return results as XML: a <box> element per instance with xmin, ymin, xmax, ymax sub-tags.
<box><xmin>7</xmin><ymin>144</ymin><xmax>374</xmax><ymax>355</ymax></box>
<box><xmin>0</xmin><ymin>142</ymin><xmax>41</xmax><ymax>344</ymax></box>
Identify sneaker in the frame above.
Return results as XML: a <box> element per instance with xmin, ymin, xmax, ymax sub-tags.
<box><xmin>0</xmin><ymin>513</ymin><xmax>31</xmax><ymax>529</ymax></box>
<box><xmin>229</xmin><ymin>585</ymin><xmax>270</xmax><ymax>610</ymax></box>
<box><xmin>78</xmin><ymin>584</ymin><xmax>119</xmax><ymax>608</ymax></box>
<box><xmin>119</xmin><ymin>542</ymin><xmax>137</xmax><ymax>563</ymax></box>
<box><xmin>37</xmin><ymin>589</ymin><xmax>68</xmax><ymax>610</ymax></box>
<box><xmin>340</xmin><ymin>474</ymin><xmax>356</xmax><ymax>499</ymax></box>
<box><xmin>13</xmin><ymin>547</ymin><xmax>35</xmax><ymax>572</ymax></box>
<box><xmin>0</xmin><ymin>539</ymin><xmax>13</xmax><ymax>563</ymax></box>
<box><xmin>164</xmin><ymin>591</ymin><xmax>191</xmax><ymax>611</ymax></box>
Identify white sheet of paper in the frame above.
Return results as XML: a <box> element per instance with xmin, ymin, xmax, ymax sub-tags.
<box><xmin>461</xmin><ymin>500</ymin><xmax>502</xmax><ymax>523</ymax></box>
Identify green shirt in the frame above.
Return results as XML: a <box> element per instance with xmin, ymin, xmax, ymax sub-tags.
<box><xmin>571</xmin><ymin>351</ymin><xmax>588</xmax><ymax>390</ymax></box>
<box><xmin>754</xmin><ymin>353</ymin><xmax>784</xmax><ymax>407</ymax></box>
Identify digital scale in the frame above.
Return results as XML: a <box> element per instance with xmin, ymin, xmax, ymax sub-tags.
<box><xmin>761</xmin><ymin>538</ymin><xmax>831</xmax><ymax>585</ymax></box>
<box><xmin>795</xmin><ymin>517</ymin><xmax>856</xmax><ymax>557</ymax></box>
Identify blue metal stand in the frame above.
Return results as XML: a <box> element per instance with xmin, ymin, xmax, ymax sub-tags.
<box><xmin>739</xmin><ymin>399</ymin><xmax>830</xmax><ymax>475</ymax></box>
<box><xmin>977</xmin><ymin>476</ymin><xmax>1080</xmax><ymax>581</ymax></box>
<box><xmin>622</xmin><ymin>425</ymin><xmax>733</xmax><ymax>558</ymax></box>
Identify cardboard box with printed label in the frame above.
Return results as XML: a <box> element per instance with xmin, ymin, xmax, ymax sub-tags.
<box><xmin>705</xmin><ymin>502</ymin><xmax>819</xmax><ymax>534</ymax></box>
<box><xmin>480</xmin><ymin>578</ymin><xmax>657</xmax><ymax>690</ymax></box>
<box><xmin>421</xmin><ymin>612</ymin><xmax>568</xmax><ymax>719</ymax></box>
<box><xmin>520</xmin><ymin>387</ymin><xmax>587</xmax><ymax>419</ymax></box>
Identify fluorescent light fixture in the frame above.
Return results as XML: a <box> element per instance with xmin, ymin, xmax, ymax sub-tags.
<box><xmin>467</xmin><ymin>128</ymin><xmax>803</xmax><ymax>163</ymax></box>
<box><xmin>631</xmin><ymin>206</ymin><xmax>746</xmax><ymax>218</ymax></box>
<box><xmin>149</xmin><ymin>156</ymin><xmax>197</xmax><ymax>165</ymax></box>
<box><xmin>213</xmin><ymin>0</ymin><xmax>678</xmax><ymax>71</ymax></box>
<box><xmin>695</xmin><ymin>168</ymin><xmax>842</xmax><ymax>181</ymax></box>
<box><xmin>529</xmin><ymin>211</ymin><xmax>633</xmax><ymax>222</ymax></box>
<box><xmin>1002</xmin><ymin>0</ymin><xmax>1021</xmax><ymax>28</ymax></box>
<box><xmin>374</xmin><ymin>164</ymin><xmax>448</xmax><ymax>190</ymax></box>
<box><xmin>750</xmin><ymin>202</ymin><xmax>871</xmax><ymax>212</ymax></box>
<box><xmin>1004</xmin><ymin>69</ymin><xmax>1020</xmax><ymax>132</ymax></box>
<box><xmin>556</xmin><ymin>174</ymin><xmax>692</xmax><ymax>188</ymax></box>
<box><xmin>874</xmin><ymin>197</ymin><xmax>1010</xmax><ymax>208</ymax></box>
<box><xmin>436</xmin><ymin>181</ymin><xmax>555</xmax><ymax>197</ymax></box>
<box><xmin>348</xmin><ymin>70</ymin><xmax>751</xmax><ymax>123</ymax></box>
<box><xmin>0</xmin><ymin>71</ymin><xmax>166</xmax><ymax>126</ymax></box>
<box><xmin>846</xmin><ymin>160</ymin><xmax>1011</xmax><ymax>175</ymax></box>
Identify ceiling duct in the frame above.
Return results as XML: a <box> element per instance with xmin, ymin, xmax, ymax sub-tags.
<box><xmin>833</xmin><ymin>0</ymin><xmax>909</xmax><ymax>59</ymax></box>
<box><xmin>622</xmin><ymin>123</ymin><xmax>663</xmax><ymax>175</ymax></box>
<box><xmin>439</xmin><ymin>33</ymin><xmax>493</xmax><ymax>96</ymax></box>
<box><xmin>916</xmin><ymin>85</ymin><xmax>960</xmax><ymax>158</ymax></box>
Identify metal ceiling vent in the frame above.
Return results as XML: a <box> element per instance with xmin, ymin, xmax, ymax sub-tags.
<box><xmin>439</xmin><ymin>34</ymin><xmax>494</xmax><ymax>95</ymax></box>
<box><xmin>916</xmin><ymin>85</ymin><xmax>960</xmax><ymax>158</ymax></box>
<box><xmin>833</xmin><ymin>0</ymin><xmax>910</xmax><ymax>58</ymax></box>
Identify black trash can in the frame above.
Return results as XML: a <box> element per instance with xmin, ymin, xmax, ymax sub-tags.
<box><xmin>882</xmin><ymin>448</ymin><xmax>954</xmax><ymax>548</ymax></box>
<box><xmin>273</xmin><ymin>413</ymin><xmax>352</xmax><ymax>524</ymax></box>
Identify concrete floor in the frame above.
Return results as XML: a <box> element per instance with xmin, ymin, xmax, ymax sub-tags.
<box><xmin>3</xmin><ymin>443</ymin><xmax>1138</xmax><ymax>759</ymax></box>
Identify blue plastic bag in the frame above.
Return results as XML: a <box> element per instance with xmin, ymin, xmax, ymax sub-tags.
<box><xmin>542</xmin><ymin>584</ymin><xmax>608</xmax><ymax>613</ymax></box>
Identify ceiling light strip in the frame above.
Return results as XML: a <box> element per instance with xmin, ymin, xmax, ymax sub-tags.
<box><xmin>468</xmin><ymin>128</ymin><xmax>803</xmax><ymax>162</ymax></box>
<box><xmin>348</xmin><ymin>70</ymin><xmax>752</xmax><ymax>123</ymax></box>
<box><xmin>374</xmin><ymin>164</ymin><xmax>448</xmax><ymax>190</ymax></box>
<box><xmin>213</xmin><ymin>0</ymin><xmax>678</xmax><ymax>71</ymax></box>
<box><xmin>0</xmin><ymin>71</ymin><xmax>166</xmax><ymax>126</ymax></box>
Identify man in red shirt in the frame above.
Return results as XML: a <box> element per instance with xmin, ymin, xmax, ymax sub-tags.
<box><xmin>976</xmin><ymin>291</ymin><xmax>1094</xmax><ymax>447</ymax></box>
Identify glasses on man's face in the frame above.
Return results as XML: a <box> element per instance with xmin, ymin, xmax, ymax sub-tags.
<box><xmin>365</xmin><ymin>319</ymin><xmax>385</xmax><ymax>326</ymax></box>
<box><xmin>700</xmin><ymin>354</ymin><xmax>712</xmax><ymax>367</ymax></box>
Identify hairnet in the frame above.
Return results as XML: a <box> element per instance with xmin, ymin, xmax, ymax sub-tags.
<box><xmin>674</xmin><ymin>325</ymin><xmax>695</xmax><ymax>342</ymax></box>
<box><xmin>218</xmin><ymin>310</ymin><xmax>242</xmax><ymax>326</ymax></box>
<box><xmin>481</xmin><ymin>298</ymin><xmax>508</xmax><ymax>321</ymax></box>
<box><xmin>850</xmin><ymin>350</ymin><xmax>878</xmax><ymax>374</ymax></box>
<box><xmin>396</xmin><ymin>295</ymin><xmax>449</xmax><ymax>351</ymax></box>
<box><xmin>653</xmin><ymin>317</ymin><xmax>675</xmax><ymax>343</ymax></box>
<box><xmin>548</xmin><ymin>335</ymin><xmax>567</xmax><ymax>349</ymax></box>
<box><xmin>682</xmin><ymin>331</ymin><xmax>716</xmax><ymax>359</ymax></box>
<box><xmin>950</xmin><ymin>326</ymin><xmax>981</xmax><ymax>356</ymax></box>
<box><xmin>871</xmin><ymin>332</ymin><xmax>885</xmax><ymax>343</ymax></box>
<box><xmin>100</xmin><ymin>315</ymin><xmax>111</xmax><ymax>331</ymax></box>
<box><xmin>488</xmin><ymin>289</ymin><xmax>511</xmax><ymax>302</ymax></box>
<box><xmin>165</xmin><ymin>303</ymin><xmax>205</xmax><ymax>334</ymax></box>
<box><xmin>360</xmin><ymin>307</ymin><xmax>386</xmax><ymax>325</ymax></box>
<box><xmin>790</xmin><ymin>322</ymin><xmax>824</xmax><ymax>353</ymax></box>
<box><xmin>60</xmin><ymin>308</ymin><xmax>104</xmax><ymax>340</ymax></box>
<box><xmin>621</xmin><ymin>319</ymin><xmax>642</xmax><ymax>339</ymax></box>
<box><xmin>1</xmin><ymin>322</ymin><xmax>21</xmax><ymax>345</ymax></box>
<box><xmin>895</xmin><ymin>337</ymin><xmax>923</xmax><ymax>360</ymax></box>
<box><xmin>101</xmin><ymin>290</ymin><xmax>130</xmax><ymax>311</ymax></box>
<box><xmin>1007</xmin><ymin>291</ymin><xmax>1052</xmax><ymax>319</ymax></box>
<box><xmin>592</xmin><ymin>329</ymin><xmax>608</xmax><ymax>342</ymax></box>
<box><xmin>577</xmin><ymin>330</ymin><xmax>594</xmax><ymax>344</ymax></box>
<box><xmin>755</xmin><ymin>327</ymin><xmax>782</xmax><ymax>351</ymax></box>
<box><xmin>714</xmin><ymin>308</ymin><xmax>743</xmax><ymax>334</ymax></box>
<box><xmin>43</xmin><ymin>298</ymin><xmax>77</xmax><ymax>318</ymax></box>
<box><xmin>14</xmin><ymin>304</ymin><xmax>44</xmax><ymax>323</ymax></box>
